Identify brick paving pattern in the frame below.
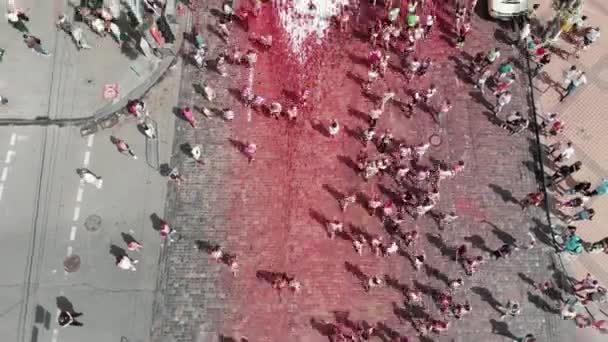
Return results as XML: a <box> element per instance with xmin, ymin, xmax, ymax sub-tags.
<box><xmin>151</xmin><ymin>1</ymin><xmax>574</xmax><ymax>341</ymax></box>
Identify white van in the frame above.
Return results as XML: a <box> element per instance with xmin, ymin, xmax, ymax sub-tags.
<box><xmin>488</xmin><ymin>0</ymin><xmax>529</xmax><ymax>19</ymax></box>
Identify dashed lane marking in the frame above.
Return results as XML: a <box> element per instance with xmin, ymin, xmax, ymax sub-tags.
<box><xmin>72</xmin><ymin>206</ymin><xmax>80</xmax><ymax>221</ymax></box>
<box><xmin>69</xmin><ymin>226</ymin><xmax>77</xmax><ymax>241</ymax></box>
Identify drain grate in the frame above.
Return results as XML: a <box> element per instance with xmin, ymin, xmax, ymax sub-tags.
<box><xmin>63</xmin><ymin>255</ymin><xmax>81</xmax><ymax>273</ymax></box>
<box><xmin>84</xmin><ymin>214</ymin><xmax>102</xmax><ymax>232</ymax></box>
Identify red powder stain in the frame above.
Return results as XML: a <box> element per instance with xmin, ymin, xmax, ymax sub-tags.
<box><xmin>454</xmin><ymin>197</ymin><xmax>488</xmax><ymax>221</ymax></box>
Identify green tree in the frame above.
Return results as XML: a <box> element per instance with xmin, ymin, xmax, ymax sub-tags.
<box><xmin>552</xmin><ymin>0</ymin><xmax>584</xmax><ymax>23</ymax></box>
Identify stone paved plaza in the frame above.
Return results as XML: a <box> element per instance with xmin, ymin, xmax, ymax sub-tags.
<box><xmin>150</xmin><ymin>1</ymin><xmax>573</xmax><ymax>341</ymax></box>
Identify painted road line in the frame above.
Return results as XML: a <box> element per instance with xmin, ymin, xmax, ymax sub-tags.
<box><xmin>83</xmin><ymin>151</ymin><xmax>91</xmax><ymax>167</ymax></box>
<box><xmin>9</xmin><ymin>133</ymin><xmax>16</xmax><ymax>146</ymax></box>
<box><xmin>0</xmin><ymin>184</ymin><xmax>4</xmax><ymax>200</ymax></box>
<box><xmin>51</xmin><ymin>328</ymin><xmax>58</xmax><ymax>342</ymax></box>
<box><xmin>4</xmin><ymin>150</ymin><xmax>14</xmax><ymax>164</ymax></box>
<box><xmin>87</xmin><ymin>134</ymin><xmax>95</xmax><ymax>147</ymax></box>
<box><xmin>69</xmin><ymin>226</ymin><xmax>77</xmax><ymax>241</ymax></box>
<box><xmin>66</xmin><ymin>246</ymin><xmax>73</xmax><ymax>256</ymax></box>
<box><xmin>73</xmin><ymin>206</ymin><xmax>80</xmax><ymax>221</ymax></box>
<box><xmin>0</xmin><ymin>167</ymin><xmax>7</xmax><ymax>182</ymax></box>
<box><xmin>76</xmin><ymin>186</ymin><xmax>84</xmax><ymax>202</ymax></box>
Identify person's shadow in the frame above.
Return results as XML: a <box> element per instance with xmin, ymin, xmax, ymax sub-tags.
<box><xmin>488</xmin><ymin>183</ymin><xmax>520</xmax><ymax>205</ymax></box>
<box><xmin>56</xmin><ymin>296</ymin><xmax>76</xmax><ymax>313</ymax></box>
<box><xmin>109</xmin><ymin>244</ymin><xmax>127</xmax><ymax>263</ymax></box>
<box><xmin>489</xmin><ymin>319</ymin><xmax>518</xmax><ymax>340</ymax></box>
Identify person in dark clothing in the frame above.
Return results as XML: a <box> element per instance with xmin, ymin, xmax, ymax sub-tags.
<box><xmin>58</xmin><ymin>310</ymin><xmax>83</xmax><ymax>327</ymax></box>
<box><xmin>548</xmin><ymin>161</ymin><xmax>582</xmax><ymax>185</ymax></box>
<box><xmin>566</xmin><ymin>181</ymin><xmax>591</xmax><ymax>195</ymax></box>
<box><xmin>492</xmin><ymin>244</ymin><xmax>517</xmax><ymax>259</ymax></box>
<box><xmin>533</xmin><ymin>53</ymin><xmax>551</xmax><ymax>77</ymax></box>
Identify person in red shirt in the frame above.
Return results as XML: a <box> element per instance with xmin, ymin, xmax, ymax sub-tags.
<box><xmin>521</xmin><ymin>192</ymin><xmax>544</xmax><ymax>210</ymax></box>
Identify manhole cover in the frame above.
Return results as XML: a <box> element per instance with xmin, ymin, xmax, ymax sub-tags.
<box><xmin>84</xmin><ymin>214</ymin><xmax>102</xmax><ymax>232</ymax></box>
<box><xmin>63</xmin><ymin>255</ymin><xmax>81</xmax><ymax>273</ymax></box>
<box><xmin>429</xmin><ymin>134</ymin><xmax>442</xmax><ymax>146</ymax></box>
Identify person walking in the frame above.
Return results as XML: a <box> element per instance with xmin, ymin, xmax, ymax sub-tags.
<box><xmin>520</xmin><ymin>191</ymin><xmax>545</xmax><ymax>210</ymax></box>
<box><xmin>58</xmin><ymin>310</ymin><xmax>84</xmax><ymax>327</ymax></box>
<box><xmin>499</xmin><ymin>300</ymin><xmax>521</xmax><ymax>319</ymax></box>
<box><xmin>244</xmin><ymin>142</ymin><xmax>257</xmax><ymax>163</ymax></box>
<box><xmin>548</xmin><ymin>161</ymin><xmax>582</xmax><ymax>185</ymax></box>
<box><xmin>494</xmin><ymin>91</ymin><xmax>512</xmax><ymax>115</ymax></box>
<box><xmin>553</xmin><ymin>142</ymin><xmax>575</xmax><ymax>163</ymax></box>
<box><xmin>587</xmin><ymin>178</ymin><xmax>608</xmax><ymax>197</ymax></box>
<box><xmin>560</xmin><ymin>71</ymin><xmax>587</xmax><ymax>101</ymax></box>
<box><xmin>566</xmin><ymin>207</ymin><xmax>595</xmax><ymax>223</ymax></box>
<box><xmin>6</xmin><ymin>10</ymin><xmax>29</xmax><ymax>33</ymax></box>
<box><xmin>190</xmin><ymin>144</ymin><xmax>204</xmax><ymax>164</ymax></box>
<box><xmin>436</xmin><ymin>99</ymin><xmax>452</xmax><ymax>125</ymax></box>
<box><xmin>112</xmin><ymin>137</ymin><xmax>138</xmax><ymax>159</ymax></box>
<box><xmin>566</xmin><ymin>181</ymin><xmax>592</xmax><ymax>195</ymax></box>
<box><xmin>328</xmin><ymin>119</ymin><xmax>340</xmax><ymax>138</ymax></box>
<box><xmin>182</xmin><ymin>107</ymin><xmax>197</xmax><ymax>128</ymax></box>
<box><xmin>23</xmin><ymin>34</ymin><xmax>51</xmax><ymax>56</ymax></box>
<box><xmin>480</xmin><ymin>47</ymin><xmax>500</xmax><ymax>70</ymax></box>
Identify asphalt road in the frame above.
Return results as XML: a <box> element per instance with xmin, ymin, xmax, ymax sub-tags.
<box><xmin>0</xmin><ymin>59</ymin><xmax>181</xmax><ymax>342</ymax></box>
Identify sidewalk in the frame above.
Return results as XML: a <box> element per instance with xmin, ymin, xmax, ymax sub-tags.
<box><xmin>0</xmin><ymin>0</ymin><xmax>185</xmax><ymax>127</ymax></box>
<box><xmin>532</xmin><ymin>0</ymin><xmax>608</xmax><ymax>330</ymax></box>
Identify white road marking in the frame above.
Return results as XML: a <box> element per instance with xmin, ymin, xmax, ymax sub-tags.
<box><xmin>9</xmin><ymin>133</ymin><xmax>16</xmax><ymax>146</ymax></box>
<box><xmin>51</xmin><ymin>328</ymin><xmax>58</xmax><ymax>342</ymax></box>
<box><xmin>69</xmin><ymin>226</ymin><xmax>77</xmax><ymax>241</ymax></box>
<box><xmin>72</xmin><ymin>206</ymin><xmax>80</xmax><ymax>221</ymax></box>
<box><xmin>87</xmin><ymin>134</ymin><xmax>95</xmax><ymax>147</ymax></box>
<box><xmin>76</xmin><ymin>186</ymin><xmax>84</xmax><ymax>202</ymax></box>
<box><xmin>0</xmin><ymin>184</ymin><xmax>4</xmax><ymax>200</ymax></box>
<box><xmin>0</xmin><ymin>167</ymin><xmax>7</xmax><ymax>182</ymax></box>
<box><xmin>66</xmin><ymin>246</ymin><xmax>73</xmax><ymax>256</ymax></box>
<box><xmin>83</xmin><ymin>151</ymin><xmax>91</xmax><ymax>167</ymax></box>
<box><xmin>4</xmin><ymin>150</ymin><xmax>15</xmax><ymax>164</ymax></box>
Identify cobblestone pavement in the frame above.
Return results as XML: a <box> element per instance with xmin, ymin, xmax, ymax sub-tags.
<box><xmin>151</xmin><ymin>1</ymin><xmax>573</xmax><ymax>341</ymax></box>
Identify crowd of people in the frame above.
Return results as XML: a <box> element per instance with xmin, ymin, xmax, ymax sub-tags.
<box><xmin>161</xmin><ymin>0</ymin><xmax>608</xmax><ymax>340</ymax></box>
<box><xmin>33</xmin><ymin>0</ymin><xmax>607</xmax><ymax>338</ymax></box>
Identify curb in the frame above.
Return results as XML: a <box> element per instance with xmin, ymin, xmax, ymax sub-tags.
<box><xmin>0</xmin><ymin>12</ymin><xmax>189</xmax><ymax>134</ymax></box>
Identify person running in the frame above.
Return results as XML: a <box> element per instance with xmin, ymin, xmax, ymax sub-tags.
<box><xmin>58</xmin><ymin>310</ymin><xmax>84</xmax><ymax>327</ymax></box>
<box><xmin>127</xmin><ymin>240</ymin><xmax>143</xmax><ymax>252</ymax></box>
<box><xmin>116</xmin><ymin>254</ymin><xmax>138</xmax><ymax>271</ymax></box>
<box><xmin>112</xmin><ymin>137</ymin><xmax>138</xmax><ymax>159</ymax></box>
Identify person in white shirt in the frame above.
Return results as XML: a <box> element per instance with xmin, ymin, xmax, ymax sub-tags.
<box><xmin>328</xmin><ymin>119</ymin><xmax>340</xmax><ymax>137</ymax></box>
<box><xmin>561</xmin><ymin>71</ymin><xmax>587</xmax><ymax>101</ymax></box>
<box><xmin>554</xmin><ymin>142</ymin><xmax>575</xmax><ymax>163</ymax></box>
